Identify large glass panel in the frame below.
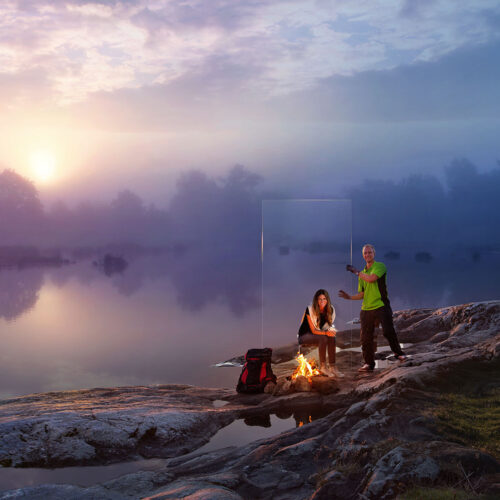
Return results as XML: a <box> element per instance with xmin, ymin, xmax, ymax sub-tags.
<box><xmin>261</xmin><ymin>199</ymin><xmax>354</xmax><ymax>357</ymax></box>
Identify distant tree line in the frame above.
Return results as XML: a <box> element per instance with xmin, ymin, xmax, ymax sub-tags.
<box><xmin>350</xmin><ymin>158</ymin><xmax>500</xmax><ymax>249</ymax></box>
<box><xmin>1</xmin><ymin>159</ymin><xmax>499</xmax><ymax>250</ymax></box>
<box><xmin>0</xmin><ymin>165</ymin><xmax>262</xmax><ymax>248</ymax></box>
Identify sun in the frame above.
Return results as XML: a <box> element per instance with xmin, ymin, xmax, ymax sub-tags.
<box><xmin>29</xmin><ymin>150</ymin><xmax>57</xmax><ymax>183</ymax></box>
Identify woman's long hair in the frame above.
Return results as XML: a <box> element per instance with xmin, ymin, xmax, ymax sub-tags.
<box><xmin>312</xmin><ymin>289</ymin><xmax>333</xmax><ymax>326</ymax></box>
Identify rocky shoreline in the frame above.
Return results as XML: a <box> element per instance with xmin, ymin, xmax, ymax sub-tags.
<box><xmin>1</xmin><ymin>301</ymin><xmax>499</xmax><ymax>499</ymax></box>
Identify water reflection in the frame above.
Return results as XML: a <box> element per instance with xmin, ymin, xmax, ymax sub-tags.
<box><xmin>0</xmin><ymin>268</ymin><xmax>43</xmax><ymax>321</ymax></box>
<box><xmin>167</xmin><ymin>246</ymin><xmax>260</xmax><ymax>315</ymax></box>
<box><xmin>0</xmin><ymin>251</ymin><xmax>263</xmax><ymax>399</ymax></box>
<box><xmin>3</xmin><ymin>247</ymin><xmax>495</xmax><ymax>324</ymax></box>
<box><xmin>273</xmin><ymin>407</ymin><xmax>332</xmax><ymax>428</ymax></box>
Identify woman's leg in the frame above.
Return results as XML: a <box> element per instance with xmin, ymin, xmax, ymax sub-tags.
<box><xmin>327</xmin><ymin>336</ymin><xmax>336</xmax><ymax>365</ymax></box>
<box><xmin>299</xmin><ymin>333</ymin><xmax>327</xmax><ymax>366</ymax></box>
<box><xmin>327</xmin><ymin>336</ymin><xmax>345</xmax><ymax>377</ymax></box>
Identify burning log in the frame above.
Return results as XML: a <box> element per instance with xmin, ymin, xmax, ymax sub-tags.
<box><xmin>272</xmin><ymin>377</ymin><xmax>293</xmax><ymax>396</ymax></box>
<box><xmin>311</xmin><ymin>376</ymin><xmax>340</xmax><ymax>395</ymax></box>
<box><xmin>293</xmin><ymin>375</ymin><xmax>312</xmax><ymax>392</ymax></box>
<box><xmin>291</xmin><ymin>354</ymin><xmax>321</xmax><ymax>382</ymax></box>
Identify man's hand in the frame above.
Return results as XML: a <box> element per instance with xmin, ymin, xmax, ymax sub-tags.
<box><xmin>338</xmin><ymin>290</ymin><xmax>350</xmax><ymax>300</ymax></box>
<box><xmin>326</xmin><ymin>330</ymin><xmax>336</xmax><ymax>337</ymax></box>
<box><xmin>346</xmin><ymin>264</ymin><xmax>359</xmax><ymax>275</ymax></box>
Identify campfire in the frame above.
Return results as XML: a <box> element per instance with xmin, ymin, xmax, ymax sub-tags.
<box><xmin>270</xmin><ymin>353</ymin><xmax>339</xmax><ymax>396</ymax></box>
<box><xmin>291</xmin><ymin>354</ymin><xmax>321</xmax><ymax>382</ymax></box>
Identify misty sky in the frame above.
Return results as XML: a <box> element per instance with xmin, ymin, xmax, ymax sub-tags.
<box><xmin>1</xmin><ymin>0</ymin><xmax>499</xmax><ymax>206</ymax></box>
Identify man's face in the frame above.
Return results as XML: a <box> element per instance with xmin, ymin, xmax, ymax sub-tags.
<box><xmin>363</xmin><ymin>246</ymin><xmax>375</xmax><ymax>264</ymax></box>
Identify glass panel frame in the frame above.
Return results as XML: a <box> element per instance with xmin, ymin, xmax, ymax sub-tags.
<box><xmin>261</xmin><ymin>199</ymin><xmax>355</xmax><ymax>363</ymax></box>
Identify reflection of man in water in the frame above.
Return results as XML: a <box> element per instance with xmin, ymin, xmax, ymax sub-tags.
<box><xmin>338</xmin><ymin>244</ymin><xmax>406</xmax><ymax>372</ymax></box>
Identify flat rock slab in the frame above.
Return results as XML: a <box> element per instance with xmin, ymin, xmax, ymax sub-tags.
<box><xmin>0</xmin><ymin>385</ymin><xmax>239</xmax><ymax>468</ymax></box>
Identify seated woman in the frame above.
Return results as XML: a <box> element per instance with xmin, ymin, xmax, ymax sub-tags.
<box><xmin>298</xmin><ymin>289</ymin><xmax>344</xmax><ymax>377</ymax></box>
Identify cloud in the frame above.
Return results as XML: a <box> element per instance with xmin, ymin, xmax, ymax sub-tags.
<box><xmin>1</xmin><ymin>0</ymin><xmax>499</xmax><ymax>105</ymax></box>
<box><xmin>54</xmin><ymin>35</ymin><xmax>500</xmax><ymax>137</ymax></box>
<box><xmin>271</xmin><ymin>38</ymin><xmax>500</xmax><ymax>123</ymax></box>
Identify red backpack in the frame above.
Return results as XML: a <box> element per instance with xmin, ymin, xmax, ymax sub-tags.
<box><xmin>236</xmin><ymin>348</ymin><xmax>276</xmax><ymax>394</ymax></box>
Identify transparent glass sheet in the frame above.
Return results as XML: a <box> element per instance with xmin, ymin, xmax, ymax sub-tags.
<box><xmin>261</xmin><ymin>200</ymin><xmax>354</xmax><ymax>364</ymax></box>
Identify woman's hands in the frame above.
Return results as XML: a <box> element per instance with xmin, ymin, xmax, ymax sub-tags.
<box><xmin>314</xmin><ymin>328</ymin><xmax>335</xmax><ymax>336</ymax></box>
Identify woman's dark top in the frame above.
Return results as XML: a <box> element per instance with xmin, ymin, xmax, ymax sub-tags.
<box><xmin>298</xmin><ymin>307</ymin><xmax>328</xmax><ymax>336</ymax></box>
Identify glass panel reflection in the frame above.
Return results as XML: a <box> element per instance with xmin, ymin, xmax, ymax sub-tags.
<box><xmin>261</xmin><ymin>200</ymin><xmax>354</xmax><ymax>365</ymax></box>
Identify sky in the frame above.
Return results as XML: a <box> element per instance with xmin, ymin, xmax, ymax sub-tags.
<box><xmin>1</xmin><ymin>0</ymin><xmax>499</xmax><ymax>207</ymax></box>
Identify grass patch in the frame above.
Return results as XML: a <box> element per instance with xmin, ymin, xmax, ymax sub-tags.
<box><xmin>431</xmin><ymin>361</ymin><xmax>500</xmax><ymax>460</ymax></box>
<box><xmin>397</xmin><ymin>486</ymin><xmax>500</xmax><ymax>499</ymax></box>
<box><xmin>398</xmin><ymin>486</ymin><xmax>468</xmax><ymax>499</ymax></box>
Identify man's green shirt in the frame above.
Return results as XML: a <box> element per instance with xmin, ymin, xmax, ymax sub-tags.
<box><xmin>358</xmin><ymin>261</ymin><xmax>388</xmax><ymax>311</ymax></box>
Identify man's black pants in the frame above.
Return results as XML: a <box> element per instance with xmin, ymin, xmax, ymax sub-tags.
<box><xmin>360</xmin><ymin>306</ymin><xmax>404</xmax><ymax>368</ymax></box>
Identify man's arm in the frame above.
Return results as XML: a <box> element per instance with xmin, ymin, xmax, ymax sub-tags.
<box><xmin>358</xmin><ymin>272</ymin><xmax>378</xmax><ymax>283</ymax></box>
<box><xmin>359</xmin><ymin>262</ymin><xmax>386</xmax><ymax>283</ymax></box>
<box><xmin>347</xmin><ymin>264</ymin><xmax>383</xmax><ymax>283</ymax></box>
<box><xmin>338</xmin><ymin>290</ymin><xmax>364</xmax><ymax>300</ymax></box>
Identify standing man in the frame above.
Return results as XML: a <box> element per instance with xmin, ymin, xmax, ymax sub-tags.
<box><xmin>338</xmin><ymin>244</ymin><xmax>406</xmax><ymax>372</ymax></box>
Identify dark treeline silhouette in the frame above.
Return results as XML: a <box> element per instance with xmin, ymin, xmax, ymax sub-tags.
<box><xmin>351</xmin><ymin>158</ymin><xmax>500</xmax><ymax>251</ymax></box>
<box><xmin>1</xmin><ymin>158</ymin><xmax>499</xmax><ymax>252</ymax></box>
<box><xmin>0</xmin><ymin>170</ymin><xmax>45</xmax><ymax>244</ymax></box>
<box><xmin>46</xmin><ymin>190</ymin><xmax>172</xmax><ymax>247</ymax></box>
<box><xmin>0</xmin><ymin>165</ymin><xmax>261</xmax><ymax>249</ymax></box>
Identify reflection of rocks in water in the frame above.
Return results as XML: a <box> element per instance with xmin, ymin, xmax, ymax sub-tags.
<box><xmin>93</xmin><ymin>254</ymin><xmax>128</xmax><ymax>276</ymax></box>
<box><xmin>293</xmin><ymin>406</ymin><xmax>332</xmax><ymax>427</ymax></box>
<box><xmin>0</xmin><ymin>268</ymin><xmax>43</xmax><ymax>321</ymax></box>
<box><xmin>0</xmin><ymin>246</ymin><xmax>71</xmax><ymax>269</ymax></box>
<box><xmin>111</xmin><ymin>271</ymin><xmax>144</xmax><ymax>297</ymax></box>
<box><xmin>242</xmin><ymin>407</ymin><xmax>331</xmax><ymax>429</ymax></box>
<box><xmin>243</xmin><ymin>414</ymin><xmax>271</xmax><ymax>427</ymax></box>
<box><xmin>168</xmin><ymin>246</ymin><xmax>260</xmax><ymax>316</ymax></box>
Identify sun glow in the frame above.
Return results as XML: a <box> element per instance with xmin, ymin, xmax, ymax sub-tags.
<box><xmin>29</xmin><ymin>150</ymin><xmax>57</xmax><ymax>183</ymax></box>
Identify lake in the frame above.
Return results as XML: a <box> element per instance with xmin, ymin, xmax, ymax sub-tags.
<box><xmin>1</xmin><ymin>247</ymin><xmax>498</xmax><ymax>400</ymax></box>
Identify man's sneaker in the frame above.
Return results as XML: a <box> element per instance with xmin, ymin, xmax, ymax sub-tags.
<box><xmin>397</xmin><ymin>355</ymin><xmax>408</xmax><ymax>362</ymax></box>
<box><xmin>358</xmin><ymin>364</ymin><xmax>374</xmax><ymax>372</ymax></box>
<box><xmin>329</xmin><ymin>365</ymin><xmax>345</xmax><ymax>378</ymax></box>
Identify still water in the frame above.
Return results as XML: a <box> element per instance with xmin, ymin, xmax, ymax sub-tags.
<box><xmin>1</xmin><ymin>248</ymin><xmax>498</xmax><ymax>399</ymax></box>
<box><xmin>0</xmin><ymin>409</ymin><xmax>334</xmax><ymax>492</ymax></box>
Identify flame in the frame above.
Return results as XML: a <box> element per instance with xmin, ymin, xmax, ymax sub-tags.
<box><xmin>291</xmin><ymin>354</ymin><xmax>321</xmax><ymax>382</ymax></box>
<box><xmin>297</xmin><ymin>415</ymin><xmax>314</xmax><ymax>427</ymax></box>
